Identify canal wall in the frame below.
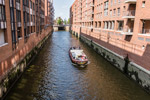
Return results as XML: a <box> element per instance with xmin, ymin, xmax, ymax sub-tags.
<box><xmin>71</xmin><ymin>31</ymin><xmax>150</xmax><ymax>93</ymax></box>
<box><xmin>0</xmin><ymin>29</ymin><xmax>53</xmax><ymax>99</ymax></box>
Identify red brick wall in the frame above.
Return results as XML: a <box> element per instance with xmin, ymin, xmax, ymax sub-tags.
<box><xmin>0</xmin><ymin>0</ymin><xmax>54</xmax><ymax>79</ymax></box>
<box><xmin>0</xmin><ymin>26</ymin><xmax>53</xmax><ymax>78</ymax></box>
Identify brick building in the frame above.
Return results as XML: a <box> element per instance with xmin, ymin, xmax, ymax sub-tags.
<box><xmin>70</xmin><ymin>0</ymin><xmax>150</xmax><ymax>70</ymax></box>
<box><xmin>0</xmin><ymin>0</ymin><xmax>54</xmax><ymax>97</ymax></box>
<box><xmin>45</xmin><ymin>0</ymin><xmax>54</xmax><ymax>25</ymax></box>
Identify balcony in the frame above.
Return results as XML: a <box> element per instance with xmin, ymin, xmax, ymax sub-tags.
<box><xmin>125</xmin><ymin>0</ymin><xmax>137</xmax><ymax>3</ymax></box>
<box><xmin>0</xmin><ymin>0</ymin><xmax>5</xmax><ymax>5</ymax></box>
<box><xmin>17</xmin><ymin>22</ymin><xmax>21</xmax><ymax>27</ymax></box>
<box><xmin>139</xmin><ymin>29</ymin><xmax>150</xmax><ymax>34</ymax></box>
<box><xmin>90</xmin><ymin>18</ymin><xmax>93</xmax><ymax>21</ymax></box>
<box><xmin>123</xmin><ymin>10</ymin><xmax>135</xmax><ymax>19</ymax></box>
<box><xmin>116</xmin><ymin>27</ymin><xmax>123</xmax><ymax>32</ymax></box>
<box><xmin>16</xmin><ymin>2</ymin><xmax>21</xmax><ymax>10</ymax></box>
<box><xmin>91</xmin><ymin>11</ymin><xmax>94</xmax><ymax>14</ymax></box>
<box><xmin>90</xmin><ymin>3</ymin><xmax>94</xmax><ymax>7</ymax></box>
<box><xmin>104</xmin><ymin>5</ymin><xmax>108</xmax><ymax>9</ymax></box>
<box><xmin>0</xmin><ymin>22</ymin><xmax>6</xmax><ymax>29</ymax></box>
<box><xmin>121</xmin><ymin>28</ymin><xmax>133</xmax><ymax>35</ymax></box>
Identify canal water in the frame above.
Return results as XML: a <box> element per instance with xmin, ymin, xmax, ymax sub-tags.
<box><xmin>5</xmin><ymin>31</ymin><xmax>150</xmax><ymax>100</ymax></box>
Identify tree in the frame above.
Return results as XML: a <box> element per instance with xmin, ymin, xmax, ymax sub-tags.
<box><xmin>57</xmin><ymin>19</ymin><xmax>62</xmax><ymax>25</ymax></box>
<box><xmin>56</xmin><ymin>17</ymin><xmax>63</xmax><ymax>25</ymax></box>
<box><xmin>64</xmin><ymin>19</ymin><xmax>67</xmax><ymax>25</ymax></box>
<box><xmin>67</xmin><ymin>18</ymin><xmax>70</xmax><ymax>24</ymax></box>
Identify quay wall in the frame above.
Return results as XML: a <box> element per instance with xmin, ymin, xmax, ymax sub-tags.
<box><xmin>0</xmin><ymin>27</ymin><xmax>53</xmax><ymax>99</ymax></box>
<box><xmin>71</xmin><ymin>30</ymin><xmax>150</xmax><ymax>93</ymax></box>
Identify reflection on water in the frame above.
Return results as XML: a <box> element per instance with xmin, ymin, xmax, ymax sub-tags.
<box><xmin>5</xmin><ymin>31</ymin><xmax>150</xmax><ymax>100</ymax></box>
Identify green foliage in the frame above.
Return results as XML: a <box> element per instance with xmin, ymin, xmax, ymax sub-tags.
<box><xmin>56</xmin><ymin>17</ymin><xmax>70</xmax><ymax>25</ymax></box>
<box><xmin>67</xmin><ymin>18</ymin><xmax>70</xmax><ymax>24</ymax></box>
<box><xmin>57</xmin><ymin>18</ymin><xmax>62</xmax><ymax>25</ymax></box>
<box><xmin>64</xmin><ymin>19</ymin><xmax>67</xmax><ymax>25</ymax></box>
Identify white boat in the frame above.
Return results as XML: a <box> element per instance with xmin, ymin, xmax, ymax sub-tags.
<box><xmin>69</xmin><ymin>47</ymin><xmax>88</xmax><ymax>67</ymax></box>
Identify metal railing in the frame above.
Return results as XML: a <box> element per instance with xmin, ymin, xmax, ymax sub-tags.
<box><xmin>140</xmin><ymin>29</ymin><xmax>150</xmax><ymax>34</ymax></box>
<box><xmin>117</xmin><ymin>27</ymin><xmax>123</xmax><ymax>31</ymax></box>
<box><xmin>90</xmin><ymin>3</ymin><xmax>94</xmax><ymax>7</ymax></box>
<box><xmin>124</xmin><ymin>28</ymin><xmax>133</xmax><ymax>33</ymax></box>
<box><xmin>123</xmin><ymin>10</ymin><xmax>135</xmax><ymax>16</ymax></box>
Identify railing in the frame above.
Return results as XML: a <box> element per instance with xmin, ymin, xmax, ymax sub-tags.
<box><xmin>17</xmin><ymin>22</ymin><xmax>21</xmax><ymax>27</ymax></box>
<box><xmin>125</xmin><ymin>0</ymin><xmax>137</xmax><ymax>3</ymax></box>
<box><xmin>16</xmin><ymin>2</ymin><xmax>20</xmax><ymax>10</ymax></box>
<box><xmin>91</xmin><ymin>10</ymin><xmax>94</xmax><ymax>14</ymax></box>
<box><xmin>109</xmin><ymin>38</ymin><xmax>143</xmax><ymax>55</ymax></box>
<box><xmin>104</xmin><ymin>5</ymin><xmax>108</xmax><ymax>9</ymax></box>
<box><xmin>124</xmin><ymin>28</ymin><xmax>133</xmax><ymax>33</ymax></box>
<box><xmin>81</xmin><ymin>32</ymin><xmax>144</xmax><ymax>56</ymax></box>
<box><xmin>117</xmin><ymin>27</ymin><xmax>123</xmax><ymax>31</ymax></box>
<box><xmin>123</xmin><ymin>10</ymin><xmax>135</xmax><ymax>16</ymax></box>
<box><xmin>140</xmin><ymin>29</ymin><xmax>150</xmax><ymax>34</ymax></box>
<box><xmin>90</xmin><ymin>3</ymin><xmax>94</xmax><ymax>7</ymax></box>
<box><xmin>0</xmin><ymin>0</ymin><xmax>5</xmax><ymax>5</ymax></box>
<box><xmin>90</xmin><ymin>18</ymin><xmax>93</xmax><ymax>21</ymax></box>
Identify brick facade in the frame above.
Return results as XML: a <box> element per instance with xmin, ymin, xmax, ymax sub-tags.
<box><xmin>70</xmin><ymin>0</ymin><xmax>150</xmax><ymax>70</ymax></box>
<box><xmin>0</xmin><ymin>0</ymin><xmax>54</xmax><ymax>80</ymax></box>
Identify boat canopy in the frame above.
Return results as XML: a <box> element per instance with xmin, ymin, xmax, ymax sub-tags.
<box><xmin>70</xmin><ymin>50</ymin><xmax>85</xmax><ymax>58</ymax></box>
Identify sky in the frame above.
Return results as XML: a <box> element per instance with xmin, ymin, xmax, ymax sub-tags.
<box><xmin>53</xmin><ymin>0</ymin><xmax>75</xmax><ymax>20</ymax></box>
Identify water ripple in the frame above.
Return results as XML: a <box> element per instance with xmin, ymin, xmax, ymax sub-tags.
<box><xmin>5</xmin><ymin>31</ymin><xmax>150</xmax><ymax>100</ymax></box>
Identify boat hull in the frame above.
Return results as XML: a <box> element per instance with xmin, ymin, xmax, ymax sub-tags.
<box><xmin>69</xmin><ymin>50</ymin><xmax>88</xmax><ymax>66</ymax></box>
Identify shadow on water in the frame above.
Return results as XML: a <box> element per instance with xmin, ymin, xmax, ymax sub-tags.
<box><xmin>5</xmin><ymin>31</ymin><xmax>150</xmax><ymax>100</ymax></box>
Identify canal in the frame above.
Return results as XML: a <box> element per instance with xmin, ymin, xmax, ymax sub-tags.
<box><xmin>5</xmin><ymin>31</ymin><xmax>150</xmax><ymax>100</ymax></box>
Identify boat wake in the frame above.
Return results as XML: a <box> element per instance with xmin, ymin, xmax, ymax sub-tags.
<box><xmin>71</xmin><ymin>61</ymin><xmax>90</xmax><ymax>68</ymax></box>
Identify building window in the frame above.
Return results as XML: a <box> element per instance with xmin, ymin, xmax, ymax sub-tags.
<box><xmin>27</xmin><ymin>26</ymin><xmax>29</xmax><ymax>34</ymax></box>
<box><xmin>33</xmin><ymin>15</ymin><xmax>35</xmax><ymax>23</ymax></box>
<box><xmin>141</xmin><ymin>20</ymin><xmax>150</xmax><ymax>34</ymax></box>
<box><xmin>16</xmin><ymin>9</ymin><xmax>22</xmax><ymax>38</ymax></box>
<box><xmin>111</xmin><ymin>21</ymin><xmax>115</xmax><ymax>30</ymax></box>
<box><xmin>23</xmin><ymin>12</ymin><xmax>26</xmax><ymax>22</ymax></box>
<box><xmin>142</xmin><ymin>1</ymin><xmax>145</xmax><ymax>8</ymax></box>
<box><xmin>118</xmin><ymin>8</ymin><xmax>120</xmax><ymax>16</ymax></box>
<box><xmin>95</xmin><ymin>22</ymin><xmax>97</xmax><ymax>28</ymax></box>
<box><xmin>30</xmin><ymin>0</ymin><xmax>32</xmax><ymax>9</ymax></box>
<box><xmin>16</xmin><ymin>0</ymin><xmax>20</xmax><ymax>3</ymax></box>
<box><xmin>110</xmin><ymin>10</ymin><xmax>112</xmax><ymax>17</ymax></box>
<box><xmin>10</xmin><ymin>0</ymin><xmax>17</xmax><ymax>44</ymax></box>
<box><xmin>98</xmin><ymin>22</ymin><xmax>101</xmax><ymax>28</ymax></box>
<box><xmin>17</xmin><ymin>27</ymin><xmax>22</xmax><ymax>38</ymax></box>
<box><xmin>114</xmin><ymin>0</ymin><xmax>117</xmax><ymax>4</ymax></box>
<box><xmin>0</xmin><ymin>29</ymin><xmax>6</xmax><ymax>45</ymax></box>
<box><xmin>16</xmin><ymin>10</ymin><xmax>21</xmax><ymax>22</ymax></box>
<box><xmin>104</xmin><ymin>21</ymin><xmax>108</xmax><ymax>29</ymax></box>
<box><xmin>104</xmin><ymin>1</ymin><xmax>108</xmax><ymax>16</ymax></box>
<box><xmin>104</xmin><ymin>9</ymin><xmax>108</xmax><ymax>16</ymax></box>
<box><xmin>33</xmin><ymin>3</ymin><xmax>35</xmax><ymax>10</ymax></box>
<box><xmin>0</xmin><ymin>5</ymin><xmax>6</xmax><ymax>22</ymax></box>
<box><xmin>117</xmin><ymin>21</ymin><xmax>124</xmax><ymax>31</ymax></box>
<box><xmin>31</xmin><ymin>15</ymin><xmax>32</xmax><ymax>22</ymax></box>
<box><xmin>111</xmin><ymin>0</ymin><xmax>113</xmax><ymax>6</ymax></box>
<box><xmin>113</xmin><ymin>9</ymin><xmax>116</xmax><ymax>16</ymax></box>
<box><xmin>23</xmin><ymin>0</ymin><xmax>26</xmax><ymax>5</ymax></box>
<box><xmin>26</xmin><ymin>0</ymin><xmax>29</xmax><ymax>7</ymax></box>
<box><xmin>27</xmin><ymin>13</ymin><xmax>29</xmax><ymax>22</ymax></box>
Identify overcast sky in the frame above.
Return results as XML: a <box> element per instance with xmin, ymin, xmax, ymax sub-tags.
<box><xmin>53</xmin><ymin>0</ymin><xmax>74</xmax><ymax>20</ymax></box>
